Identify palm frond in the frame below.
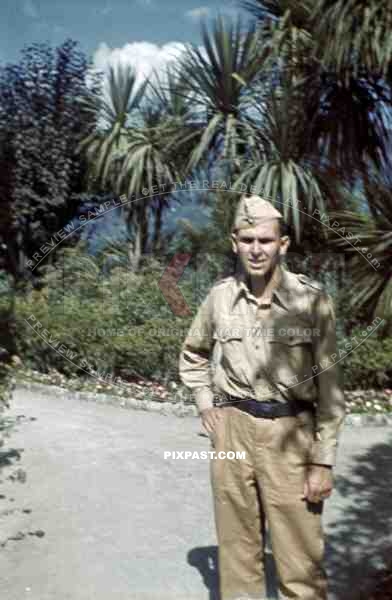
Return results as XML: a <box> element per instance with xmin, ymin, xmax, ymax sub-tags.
<box><xmin>77</xmin><ymin>64</ymin><xmax>147</xmax><ymax>185</ymax></box>
<box><xmin>147</xmin><ymin>65</ymin><xmax>193</xmax><ymax>119</ymax></box>
<box><xmin>328</xmin><ymin>179</ymin><xmax>392</xmax><ymax>326</ymax></box>
<box><xmin>117</xmin><ymin>115</ymin><xmax>179</xmax><ymax>198</ymax></box>
<box><xmin>303</xmin><ymin>73</ymin><xmax>390</xmax><ymax>179</ymax></box>
<box><xmin>174</xmin><ymin>15</ymin><xmax>262</xmax><ymax>169</ymax></box>
<box><xmin>241</xmin><ymin>0</ymin><xmax>315</xmax><ymax>74</ymax></box>
<box><xmin>312</xmin><ymin>0</ymin><xmax>392</xmax><ymax>77</ymax></box>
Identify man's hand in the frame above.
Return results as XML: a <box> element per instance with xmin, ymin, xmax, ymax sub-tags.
<box><xmin>302</xmin><ymin>465</ymin><xmax>333</xmax><ymax>503</ymax></box>
<box><xmin>200</xmin><ymin>407</ymin><xmax>224</xmax><ymax>436</ymax></box>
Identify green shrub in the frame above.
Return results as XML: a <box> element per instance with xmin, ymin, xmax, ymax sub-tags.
<box><xmin>113</xmin><ymin>317</ymin><xmax>192</xmax><ymax>383</ymax></box>
<box><xmin>12</xmin><ymin>249</ymin><xmax>196</xmax><ymax>382</ymax></box>
<box><xmin>6</xmin><ymin>243</ymin><xmax>392</xmax><ymax>391</ymax></box>
<box><xmin>341</xmin><ymin>329</ymin><xmax>392</xmax><ymax>389</ymax></box>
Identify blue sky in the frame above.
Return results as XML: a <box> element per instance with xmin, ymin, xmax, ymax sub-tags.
<box><xmin>1</xmin><ymin>0</ymin><xmax>247</xmax><ymax>69</ymax></box>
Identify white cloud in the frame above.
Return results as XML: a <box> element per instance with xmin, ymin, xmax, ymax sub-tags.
<box><xmin>22</xmin><ymin>0</ymin><xmax>39</xmax><ymax>19</ymax></box>
<box><xmin>92</xmin><ymin>41</ymin><xmax>187</xmax><ymax>90</ymax></box>
<box><xmin>185</xmin><ymin>2</ymin><xmax>241</xmax><ymax>21</ymax></box>
<box><xmin>185</xmin><ymin>6</ymin><xmax>211</xmax><ymax>20</ymax></box>
<box><xmin>100</xmin><ymin>3</ymin><xmax>112</xmax><ymax>17</ymax></box>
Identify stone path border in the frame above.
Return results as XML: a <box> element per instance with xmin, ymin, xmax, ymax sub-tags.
<box><xmin>15</xmin><ymin>381</ymin><xmax>392</xmax><ymax>426</ymax></box>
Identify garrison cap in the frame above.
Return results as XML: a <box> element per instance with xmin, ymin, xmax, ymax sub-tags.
<box><xmin>233</xmin><ymin>195</ymin><xmax>283</xmax><ymax>231</ymax></box>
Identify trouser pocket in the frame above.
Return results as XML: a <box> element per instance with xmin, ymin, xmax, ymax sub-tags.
<box><xmin>209</xmin><ymin>408</ymin><xmax>226</xmax><ymax>449</ymax></box>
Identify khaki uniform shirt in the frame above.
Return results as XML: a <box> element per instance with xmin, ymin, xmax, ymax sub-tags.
<box><xmin>179</xmin><ymin>266</ymin><xmax>346</xmax><ymax>466</ymax></box>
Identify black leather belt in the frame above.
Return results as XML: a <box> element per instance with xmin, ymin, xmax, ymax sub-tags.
<box><xmin>218</xmin><ymin>396</ymin><xmax>314</xmax><ymax>419</ymax></box>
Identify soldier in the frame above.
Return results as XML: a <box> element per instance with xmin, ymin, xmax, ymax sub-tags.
<box><xmin>179</xmin><ymin>194</ymin><xmax>346</xmax><ymax>600</ymax></box>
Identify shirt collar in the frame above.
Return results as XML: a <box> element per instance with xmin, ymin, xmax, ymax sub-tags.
<box><xmin>230</xmin><ymin>265</ymin><xmax>293</xmax><ymax>312</ymax></box>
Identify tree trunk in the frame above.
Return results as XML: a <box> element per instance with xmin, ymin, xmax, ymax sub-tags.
<box><xmin>127</xmin><ymin>205</ymin><xmax>148</xmax><ymax>272</ymax></box>
<box><xmin>140</xmin><ymin>205</ymin><xmax>149</xmax><ymax>256</ymax></box>
<box><xmin>128</xmin><ymin>226</ymin><xmax>142</xmax><ymax>272</ymax></box>
<box><xmin>152</xmin><ymin>201</ymin><xmax>163</xmax><ymax>254</ymax></box>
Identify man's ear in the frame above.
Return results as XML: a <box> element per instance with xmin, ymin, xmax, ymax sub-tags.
<box><xmin>279</xmin><ymin>235</ymin><xmax>290</xmax><ymax>257</ymax></box>
<box><xmin>231</xmin><ymin>232</ymin><xmax>238</xmax><ymax>255</ymax></box>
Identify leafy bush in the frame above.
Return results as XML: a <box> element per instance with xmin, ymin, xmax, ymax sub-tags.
<box><xmin>11</xmin><ymin>247</ymin><xmax>196</xmax><ymax>382</ymax></box>
<box><xmin>341</xmin><ymin>329</ymin><xmax>392</xmax><ymax>389</ymax></box>
<box><xmin>113</xmin><ymin>317</ymin><xmax>192</xmax><ymax>382</ymax></box>
<box><xmin>0</xmin><ymin>305</ymin><xmax>18</xmax><ymax>432</ymax></box>
<box><xmin>5</xmin><ymin>242</ymin><xmax>391</xmax><ymax>390</ymax></box>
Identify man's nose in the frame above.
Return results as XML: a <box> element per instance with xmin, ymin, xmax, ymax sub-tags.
<box><xmin>250</xmin><ymin>241</ymin><xmax>263</xmax><ymax>254</ymax></box>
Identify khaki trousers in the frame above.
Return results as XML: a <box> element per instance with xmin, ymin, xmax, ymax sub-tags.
<box><xmin>210</xmin><ymin>406</ymin><xmax>327</xmax><ymax>600</ymax></box>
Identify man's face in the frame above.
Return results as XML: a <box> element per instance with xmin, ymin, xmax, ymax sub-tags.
<box><xmin>231</xmin><ymin>220</ymin><xmax>290</xmax><ymax>280</ymax></box>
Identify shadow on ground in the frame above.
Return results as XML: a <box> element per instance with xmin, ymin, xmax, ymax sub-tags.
<box><xmin>325</xmin><ymin>433</ymin><xmax>392</xmax><ymax>600</ymax></box>
<box><xmin>187</xmin><ymin>544</ymin><xmax>279</xmax><ymax>600</ymax></box>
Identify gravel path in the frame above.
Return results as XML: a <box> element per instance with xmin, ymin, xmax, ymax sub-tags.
<box><xmin>0</xmin><ymin>388</ymin><xmax>391</xmax><ymax>600</ymax></box>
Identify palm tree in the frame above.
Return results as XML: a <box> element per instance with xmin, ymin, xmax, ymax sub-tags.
<box><xmin>242</xmin><ymin>0</ymin><xmax>314</xmax><ymax>66</ymax></box>
<box><xmin>312</xmin><ymin>0</ymin><xmax>392</xmax><ymax>79</ymax></box>
<box><xmin>117</xmin><ymin>106</ymin><xmax>176</xmax><ymax>265</ymax></box>
<box><xmin>175</xmin><ymin>16</ymin><xmax>262</xmax><ymax>172</ymax></box>
<box><xmin>77</xmin><ymin>63</ymin><xmax>147</xmax><ymax>188</ymax></box>
<box><xmin>80</xmin><ymin>64</ymin><xmax>199</xmax><ymax>269</ymax></box>
<box><xmin>328</xmin><ymin>176</ymin><xmax>392</xmax><ymax>333</ymax></box>
<box><xmin>78</xmin><ymin>64</ymin><xmax>150</xmax><ymax>270</ymax></box>
<box><xmin>233</xmin><ymin>72</ymin><xmax>331</xmax><ymax>241</ymax></box>
<box><xmin>236</xmin><ymin>0</ymin><xmax>391</xmax><ymax>240</ymax></box>
<box><xmin>243</xmin><ymin>0</ymin><xmax>391</xmax><ymax>175</ymax></box>
<box><xmin>115</xmin><ymin>67</ymin><xmax>201</xmax><ymax>265</ymax></box>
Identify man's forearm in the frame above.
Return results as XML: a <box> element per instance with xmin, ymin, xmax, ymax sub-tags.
<box><xmin>312</xmin><ymin>292</ymin><xmax>346</xmax><ymax>467</ymax></box>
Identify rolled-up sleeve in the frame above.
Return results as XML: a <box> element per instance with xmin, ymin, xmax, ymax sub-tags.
<box><xmin>179</xmin><ymin>292</ymin><xmax>215</xmax><ymax>413</ymax></box>
<box><xmin>311</xmin><ymin>292</ymin><xmax>346</xmax><ymax>467</ymax></box>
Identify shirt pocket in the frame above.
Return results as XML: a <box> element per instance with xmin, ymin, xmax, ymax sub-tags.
<box><xmin>213</xmin><ymin>320</ymin><xmax>245</xmax><ymax>342</ymax></box>
<box><xmin>266</xmin><ymin>329</ymin><xmax>314</xmax><ymax>385</ymax></box>
<box><xmin>213</xmin><ymin>320</ymin><xmax>245</xmax><ymax>373</ymax></box>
